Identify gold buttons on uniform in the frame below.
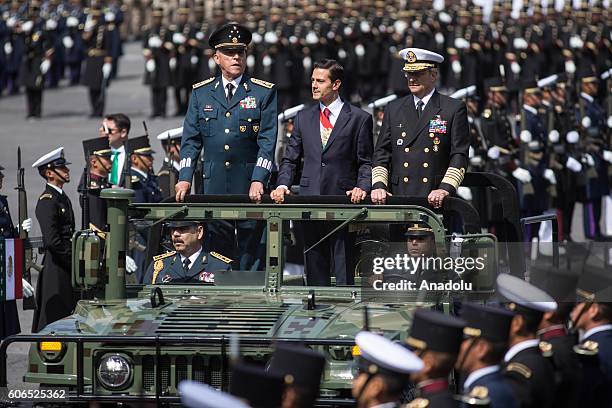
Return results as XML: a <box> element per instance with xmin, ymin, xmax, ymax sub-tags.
<box><xmin>429</xmin><ymin>133</ymin><xmax>434</xmax><ymax>138</ymax></box>
<box><xmin>247</xmin><ymin>118</ymin><xmax>252</xmax><ymax>122</ymax></box>
<box><xmin>423</xmin><ymin>163</ymin><xmax>429</xmax><ymax>168</ymax></box>
<box><xmin>225</xmin><ymin>161</ymin><xmax>230</xmax><ymax>167</ymax></box>
<box><xmin>224</xmin><ymin>144</ymin><xmax>230</xmax><ymax>151</ymax></box>
<box><xmin>422</xmin><ymin>177</ymin><xmax>428</xmax><ymax>183</ymax></box>
<box><xmin>226</xmin><ymin>112</ymin><xmax>231</xmax><ymax>117</ymax></box>
<box><xmin>404</xmin><ymin>147</ymin><xmax>410</xmax><ymax>153</ymax></box>
<box><xmin>403</xmin><ymin>177</ymin><xmax>409</xmax><ymax>183</ymax></box>
<box><xmin>401</xmin><ymin>132</ymin><xmax>406</xmax><ymax>137</ymax></box>
<box><xmin>424</xmin><ymin>148</ymin><xmax>429</xmax><ymax>153</ymax></box>
<box><xmin>225</xmin><ymin>128</ymin><xmax>230</xmax><ymax>134</ymax></box>
<box><xmin>403</xmin><ymin>162</ymin><xmax>409</xmax><ymax>168</ymax></box>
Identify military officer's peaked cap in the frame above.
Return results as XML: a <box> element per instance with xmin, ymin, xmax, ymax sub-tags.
<box><xmin>484</xmin><ymin>77</ymin><xmax>507</xmax><ymax>92</ymax></box>
<box><xmin>156</xmin><ymin>126</ymin><xmax>183</xmax><ymax>141</ymax></box>
<box><xmin>406</xmin><ymin>309</ymin><xmax>466</xmax><ymax>354</ymax></box>
<box><xmin>497</xmin><ymin>274</ymin><xmax>557</xmax><ymax>315</ymax></box>
<box><xmin>209</xmin><ymin>22</ymin><xmax>252</xmax><ymax>50</ymax></box>
<box><xmin>461</xmin><ymin>303</ymin><xmax>514</xmax><ymax>343</ymax></box>
<box><xmin>578</xmin><ymin>66</ymin><xmax>598</xmax><ymax>83</ymax></box>
<box><xmin>230</xmin><ymin>362</ymin><xmax>286</xmax><ymax>408</ymax></box>
<box><xmin>399</xmin><ymin>48</ymin><xmax>444</xmax><ymax>72</ymax></box>
<box><xmin>404</xmin><ymin>222</ymin><xmax>434</xmax><ymax>238</ymax></box>
<box><xmin>151</xmin><ymin>7</ymin><xmax>163</xmax><ymax>17</ymax></box>
<box><xmin>32</xmin><ymin>147</ymin><xmax>71</xmax><ymax>170</ymax></box>
<box><xmin>178</xmin><ymin>380</ymin><xmax>250</xmax><ymax>408</ymax></box>
<box><xmin>538</xmin><ymin>74</ymin><xmax>558</xmax><ymax>89</ymax></box>
<box><xmin>450</xmin><ymin>85</ymin><xmax>477</xmax><ymax>100</ymax></box>
<box><xmin>127</xmin><ymin>135</ymin><xmax>155</xmax><ymax>155</ymax></box>
<box><xmin>268</xmin><ymin>343</ymin><xmax>326</xmax><ymax>388</ymax></box>
<box><xmin>82</xmin><ymin>137</ymin><xmax>111</xmax><ymax>157</ymax></box>
<box><xmin>166</xmin><ymin>220</ymin><xmax>200</xmax><ymax>228</ymax></box>
<box><xmin>356</xmin><ymin>331</ymin><xmax>424</xmax><ymax>376</ymax></box>
<box><xmin>521</xmin><ymin>78</ymin><xmax>540</xmax><ymax>94</ymax></box>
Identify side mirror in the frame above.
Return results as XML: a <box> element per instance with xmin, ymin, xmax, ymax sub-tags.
<box><xmin>72</xmin><ymin>230</ymin><xmax>106</xmax><ymax>293</ymax></box>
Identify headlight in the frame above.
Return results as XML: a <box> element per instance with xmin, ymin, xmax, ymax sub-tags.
<box><xmin>97</xmin><ymin>354</ymin><xmax>133</xmax><ymax>390</ymax></box>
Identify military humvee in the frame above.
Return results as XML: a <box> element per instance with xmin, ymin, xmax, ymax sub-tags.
<box><xmin>1</xmin><ymin>173</ymin><xmax>524</xmax><ymax>405</ymax></box>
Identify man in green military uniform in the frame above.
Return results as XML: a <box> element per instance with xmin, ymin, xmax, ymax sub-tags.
<box><xmin>175</xmin><ymin>22</ymin><xmax>277</xmax><ymax>270</ymax></box>
<box><xmin>144</xmin><ymin>220</ymin><xmax>231</xmax><ymax>284</ymax></box>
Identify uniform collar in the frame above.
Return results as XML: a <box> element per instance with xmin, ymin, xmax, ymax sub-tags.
<box><xmin>581</xmin><ymin>324</ymin><xmax>612</xmax><ymax>342</ymax></box>
<box><xmin>47</xmin><ymin>183</ymin><xmax>63</xmax><ymax>195</ymax></box>
<box><xmin>131</xmin><ymin>167</ymin><xmax>148</xmax><ymax>179</ymax></box>
<box><xmin>414</xmin><ymin>87</ymin><xmax>436</xmax><ymax>110</ymax></box>
<box><xmin>522</xmin><ymin>104</ymin><xmax>538</xmax><ymax>115</ymax></box>
<box><xmin>463</xmin><ymin>365</ymin><xmax>500</xmax><ymax>390</ymax></box>
<box><xmin>222</xmin><ymin>74</ymin><xmax>243</xmax><ymax>92</ymax></box>
<box><xmin>504</xmin><ymin>338</ymin><xmax>539</xmax><ymax>362</ymax></box>
<box><xmin>180</xmin><ymin>247</ymin><xmax>203</xmax><ymax>270</ymax></box>
<box><xmin>580</xmin><ymin>92</ymin><xmax>594</xmax><ymax>103</ymax></box>
<box><xmin>417</xmin><ymin>378</ymin><xmax>449</xmax><ymax>394</ymax></box>
<box><xmin>537</xmin><ymin>324</ymin><xmax>567</xmax><ymax>340</ymax></box>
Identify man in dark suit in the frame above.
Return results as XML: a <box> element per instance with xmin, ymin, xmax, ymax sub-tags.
<box><xmin>457</xmin><ymin>303</ymin><xmax>518</xmax><ymax>408</ymax></box>
<box><xmin>270</xmin><ymin>59</ymin><xmax>373</xmax><ymax>286</ymax></box>
<box><xmin>31</xmin><ymin>147</ymin><xmax>75</xmax><ymax>332</ymax></box>
<box><xmin>371</xmin><ymin>47</ymin><xmax>469</xmax><ymax>209</ymax></box>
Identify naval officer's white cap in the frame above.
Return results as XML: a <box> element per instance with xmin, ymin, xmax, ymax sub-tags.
<box><xmin>355</xmin><ymin>331</ymin><xmax>424</xmax><ymax>375</ymax></box>
<box><xmin>399</xmin><ymin>48</ymin><xmax>444</xmax><ymax>72</ymax></box>
<box><xmin>497</xmin><ymin>274</ymin><xmax>557</xmax><ymax>313</ymax></box>
<box><xmin>32</xmin><ymin>147</ymin><xmax>71</xmax><ymax>170</ymax></box>
<box><xmin>179</xmin><ymin>381</ymin><xmax>250</xmax><ymax>408</ymax></box>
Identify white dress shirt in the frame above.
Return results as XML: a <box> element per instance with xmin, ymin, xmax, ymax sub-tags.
<box><xmin>131</xmin><ymin>167</ymin><xmax>148</xmax><ymax>180</ymax></box>
<box><xmin>319</xmin><ymin>96</ymin><xmax>344</xmax><ymax>130</ymax></box>
<box><xmin>222</xmin><ymin>74</ymin><xmax>243</xmax><ymax>99</ymax></box>
<box><xmin>580</xmin><ymin>324</ymin><xmax>612</xmax><ymax>342</ymax></box>
<box><xmin>414</xmin><ymin>87</ymin><xmax>436</xmax><ymax>111</ymax></box>
<box><xmin>47</xmin><ymin>183</ymin><xmax>63</xmax><ymax>195</ymax></box>
<box><xmin>180</xmin><ymin>247</ymin><xmax>203</xmax><ymax>272</ymax></box>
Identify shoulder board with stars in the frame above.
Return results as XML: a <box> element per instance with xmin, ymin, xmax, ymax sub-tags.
<box><xmin>153</xmin><ymin>251</ymin><xmax>176</xmax><ymax>261</ymax></box>
<box><xmin>193</xmin><ymin>77</ymin><xmax>215</xmax><ymax>89</ymax></box>
<box><xmin>210</xmin><ymin>251</ymin><xmax>233</xmax><ymax>264</ymax></box>
<box><xmin>250</xmin><ymin>78</ymin><xmax>275</xmax><ymax>89</ymax></box>
<box><xmin>39</xmin><ymin>193</ymin><xmax>53</xmax><ymax>200</ymax></box>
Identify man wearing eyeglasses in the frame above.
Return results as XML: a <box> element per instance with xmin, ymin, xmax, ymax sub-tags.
<box><xmin>99</xmin><ymin>113</ymin><xmax>130</xmax><ymax>187</ymax></box>
<box><xmin>175</xmin><ymin>23</ymin><xmax>277</xmax><ymax>270</ymax></box>
<box><xmin>371</xmin><ymin>48</ymin><xmax>469</xmax><ymax>209</ymax></box>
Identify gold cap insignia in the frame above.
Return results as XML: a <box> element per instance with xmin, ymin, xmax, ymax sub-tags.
<box><xmin>407</xmin><ymin>51</ymin><xmax>417</xmax><ymax>63</ymax></box>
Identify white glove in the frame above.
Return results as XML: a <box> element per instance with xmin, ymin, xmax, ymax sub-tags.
<box><xmin>6</xmin><ymin>16</ymin><xmax>16</xmax><ymax>28</ymax></box>
<box><xmin>66</xmin><ymin>16</ymin><xmax>79</xmax><ymax>28</ymax></box>
<box><xmin>62</xmin><ymin>35</ymin><xmax>74</xmax><ymax>49</ymax></box>
<box><xmin>104</xmin><ymin>12</ymin><xmax>115</xmax><ymax>22</ymax></box>
<box><xmin>438</xmin><ymin>11</ymin><xmax>452</xmax><ymax>24</ymax></box>
<box><xmin>169</xmin><ymin>57</ymin><xmax>177</xmax><ymax>70</ymax></box>
<box><xmin>511</xmin><ymin>61</ymin><xmax>521</xmax><ymax>74</ymax></box>
<box><xmin>21</xmin><ymin>218</ymin><xmax>32</xmax><ymax>233</ymax></box>
<box><xmin>393</xmin><ymin>20</ymin><xmax>407</xmax><ymax>34</ymax></box>
<box><xmin>411</xmin><ymin>19</ymin><xmax>421</xmax><ymax>30</ymax></box>
<box><xmin>360</xmin><ymin>21</ymin><xmax>371</xmax><ymax>33</ymax></box>
<box><xmin>584</xmin><ymin>154</ymin><xmax>595</xmax><ymax>167</ymax></box>
<box><xmin>566</xmin><ymin>130</ymin><xmax>579</xmax><ymax>144</ymax></box>
<box><xmin>603</xmin><ymin>150</ymin><xmax>612</xmax><ymax>164</ymax></box>
<box><xmin>84</xmin><ymin>17</ymin><xmax>96</xmax><ymax>32</ymax></box>
<box><xmin>190</xmin><ymin>55</ymin><xmax>198</xmax><ymax>65</ymax></box>
<box><xmin>454</xmin><ymin>37</ymin><xmax>469</xmax><ymax>50</ymax></box>
<box><xmin>608</xmin><ymin>116</ymin><xmax>612</xmax><ymax>129</ymax></box>
<box><xmin>581</xmin><ymin>116</ymin><xmax>592</xmax><ymax>129</ymax></box>
<box><xmin>544</xmin><ymin>169</ymin><xmax>557</xmax><ymax>185</ymax></box>
<box><xmin>355</xmin><ymin>44</ymin><xmax>365</xmax><ymax>57</ymax></box>
<box><xmin>102</xmin><ymin>62</ymin><xmax>112</xmax><ymax>79</ymax></box>
<box><xmin>512</xmin><ymin>167</ymin><xmax>532</xmax><ymax>183</ymax></box>
<box><xmin>520</xmin><ymin>129</ymin><xmax>532</xmax><ymax>143</ymax></box>
<box><xmin>548</xmin><ymin>130</ymin><xmax>560</xmax><ymax>144</ymax></box>
<box><xmin>172</xmin><ymin>32</ymin><xmax>186</xmax><ymax>44</ymax></box>
<box><xmin>569</xmin><ymin>36</ymin><xmax>583</xmax><ymax>49</ymax></box>
<box><xmin>457</xmin><ymin>186</ymin><xmax>473</xmax><ymax>201</ymax></box>
<box><xmin>246</xmin><ymin>54</ymin><xmax>255</xmax><ymax>68</ymax></box>
<box><xmin>251</xmin><ymin>32</ymin><xmax>262</xmax><ymax>43</ymax></box>
<box><xmin>45</xmin><ymin>18</ymin><xmax>57</xmax><ymax>31</ymax></box>
<box><xmin>262</xmin><ymin>54</ymin><xmax>272</xmax><ymax>67</ymax></box>
<box><xmin>451</xmin><ymin>60</ymin><xmax>462</xmax><ymax>74</ymax></box>
<box><xmin>565</xmin><ymin>59</ymin><xmax>576</xmax><ymax>74</ymax></box>
<box><xmin>337</xmin><ymin>48</ymin><xmax>347</xmax><ymax>59</ymax></box>
<box><xmin>306</xmin><ymin>31</ymin><xmax>318</xmax><ymax>45</ymax></box>
<box><xmin>208</xmin><ymin>57</ymin><xmax>216</xmax><ymax>72</ymax></box>
<box><xmin>40</xmin><ymin>59</ymin><xmax>50</xmax><ymax>75</ymax></box>
<box><xmin>513</xmin><ymin>37</ymin><xmax>528</xmax><ymax>50</ymax></box>
<box><xmin>196</xmin><ymin>31</ymin><xmax>205</xmax><ymax>41</ymax></box>
<box><xmin>565</xmin><ymin>156</ymin><xmax>582</xmax><ymax>173</ymax></box>
<box><xmin>145</xmin><ymin>59</ymin><xmax>156</xmax><ymax>73</ymax></box>
<box><xmin>264</xmin><ymin>31</ymin><xmax>278</xmax><ymax>44</ymax></box>
<box><xmin>470</xmin><ymin>156</ymin><xmax>483</xmax><ymax>166</ymax></box>
<box><xmin>147</xmin><ymin>35</ymin><xmax>162</xmax><ymax>48</ymax></box>
<box><xmin>468</xmin><ymin>145</ymin><xmax>475</xmax><ymax>159</ymax></box>
<box><xmin>3</xmin><ymin>41</ymin><xmax>12</xmax><ymax>55</ymax></box>
<box><xmin>435</xmin><ymin>32</ymin><xmax>445</xmax><ymax>45</ymax></box>
<box><xmin>487</xmin><ymin>146</ymin><xmax>501</xmax><ymax>160</ymax></box>
<box><xmin>126</xmin><ymin>256</ymin><xmax>137</xmax><ymax>274</ymax></box>
<box><xmin>21</xmin><ymin>20</ymin><xmax>34</xmax><ymax>33</ymax></box>
<box><xmin>303</xmin><ymin>56</ymin><xmax>312</xmax><ymax>71</ymax></box>
<box><xmin>22</xmin><ymin>279</ymin><xmax>34</xmax><ymax>298</ymax></box>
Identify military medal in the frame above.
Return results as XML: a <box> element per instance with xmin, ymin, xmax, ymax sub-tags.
<box><xmin>433</xmin><ymin>137</ymin><xmax>440</xmax><ymax>145</ymax></box>
<box><xmin>429</xmin><ymin>115</ymin><xmax>448</xmax><ymax>134</ymax></box>
<box><xmin>433</xmin><ymin>145</ymin><xmax>439</xmax><ymax>152</ymax></box>
<box><xmin>397</xmin><ymin>139</ymin><xmax>404</xmax><ymax>146</ymax></box>
<box><xmin>239</xmin><ymin>96</ymin><xmax>257</xmax><ymax>109</ymax></box>
<box><xmin>162</xmin><ymin>274</ymin><xmax>172</xmax><ymax>283</ymax></box>
<box><xmin>240</xmin><ymin>125</ymin><xmax>247</xmax><ymax>132</ymax></box>
<box><xmin>198</xmin><ymin>271</ymin><xmax>215</xmax><ymax>283</ymax></box>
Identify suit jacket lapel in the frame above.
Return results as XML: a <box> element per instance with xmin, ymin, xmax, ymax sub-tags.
<box><xmin>324</xmin><ymin>102</ymin><xmax>351</xmax><ymax>152</ymax></box>
<box><xmin>413</xmin><ymin>91</ymin><xmax>442</xmax><ymax>139</ymax></box>
<box><xmin>210</xmin><ymin>77</ymin><xmax>228</xmax><ymax>109</ymax></box>
<box><xmin>187</xmin><ymin>251</ymin><xmax>208</xmax><ymax>280</ymax></box>
<box><xmin>308</xmin><ymin>104</ymin><xmax>323</xmax><ymax>154</ymax></box>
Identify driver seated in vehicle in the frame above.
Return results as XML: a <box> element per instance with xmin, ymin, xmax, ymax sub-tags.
<box><xmin>144</xmin><ymin>220</ymin><xmax>232</xmax><ymax>284</ymax></box>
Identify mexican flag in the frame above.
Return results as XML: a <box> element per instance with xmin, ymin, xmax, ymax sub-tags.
<box><xmin>0</xmin><ymin>238</ymin><xmax>24</xmax><ymax>301</ymax></box>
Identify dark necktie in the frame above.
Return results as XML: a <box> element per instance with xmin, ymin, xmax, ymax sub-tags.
<box><xmin>417</xmin><ymin>100</ymin><xmax>424</xmax><ymax>118</ymax></box>
<box><xmin>226</xmin><ymin>83</ymin><xmax>234</xmax><ymax>103</ymax></box>
<box><xmin>183</xmin><ymin>258</ymin><xmax>191</xmax><ymax>273</ymax></box>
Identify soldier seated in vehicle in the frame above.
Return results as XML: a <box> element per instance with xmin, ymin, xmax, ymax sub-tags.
<box><xmin>143</xmin><ymin>220</ymin><xmax>232</xmax><ymax>284</ymax></box>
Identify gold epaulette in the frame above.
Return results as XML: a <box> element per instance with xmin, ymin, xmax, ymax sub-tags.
<box><xmin>505</xmin><ymin>362</ymin><xmax>532</xmax><ymax>378</ymax></box>
<box><xmin>250</xmin><ymin>77</ymin><xmax>275</xmax><ymax>89</ymax></box>
<box><xmin>39</xmin><ymin>193</ymin><xmax>53</xmax><ymax>200</ymax></box>
<box><xmin>406</xmin><ymin>397</ymin><xmax>429</xmax><ymax>408</ymax></box>
<box><xmin>153</xmin><ymin>251</ymin><xmax>176</xmax><ymax>261</ymax></box>
<box><xmin>470</xmin><ymin>386</ymin><xmax>489</xmax><ymax>399</ymax></box>
<box><xmin>210</xmin><ymin>251</ymin><xmax>233</xmax><ymax>264</ymax></box>
<box><xmin>574</xmin><ymin>340</ymin><xmax>599</xmax><ymax>356</ymax></box>
<box><xmin>193</xmin><ymin>77</ymin><xmax>215</xmax><ymax>89</ymax></box>
<box><xmin>539</xmin><ymin>341</ymin><xmax>553</xmax><ymax>357</ymax></box>
<box><xmin>482</xmin><ymin>108</ymin><xmax>492</xmax><ymax>119</ymax></box>
<box><xmin>157</xmin><ymin>170</ymin><xmax>170</xmax><ymax>176</ymax></box>
<box><xmin>131</xmin><ymin>175</ymin><xmax>140</xmax><ymax>183</ymax></box>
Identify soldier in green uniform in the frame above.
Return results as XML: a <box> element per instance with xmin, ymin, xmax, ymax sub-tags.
<box><xmin>143</xmin><ymin>220</ymin><xmax>231</xmax><ymax>284</ymax></box>
<box><xmin>175</xmin><ymin>22</ymin><xmax>277</xmax><ymax>270</ymax></box>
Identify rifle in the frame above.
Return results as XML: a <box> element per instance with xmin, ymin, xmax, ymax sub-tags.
<box><xmin>16</xmin><ymin>147</ymin><xmax>38</xmax><ymax>310</ymax></box>
<box><xmin>519</xmin><ymin>99</ymin><xmax>535</xmax><ymax>195</ymax></box>
<box><xmin>78</xmin><ymin>147</ymin><xmax>91</xmax><ymax>230</ymax></box>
